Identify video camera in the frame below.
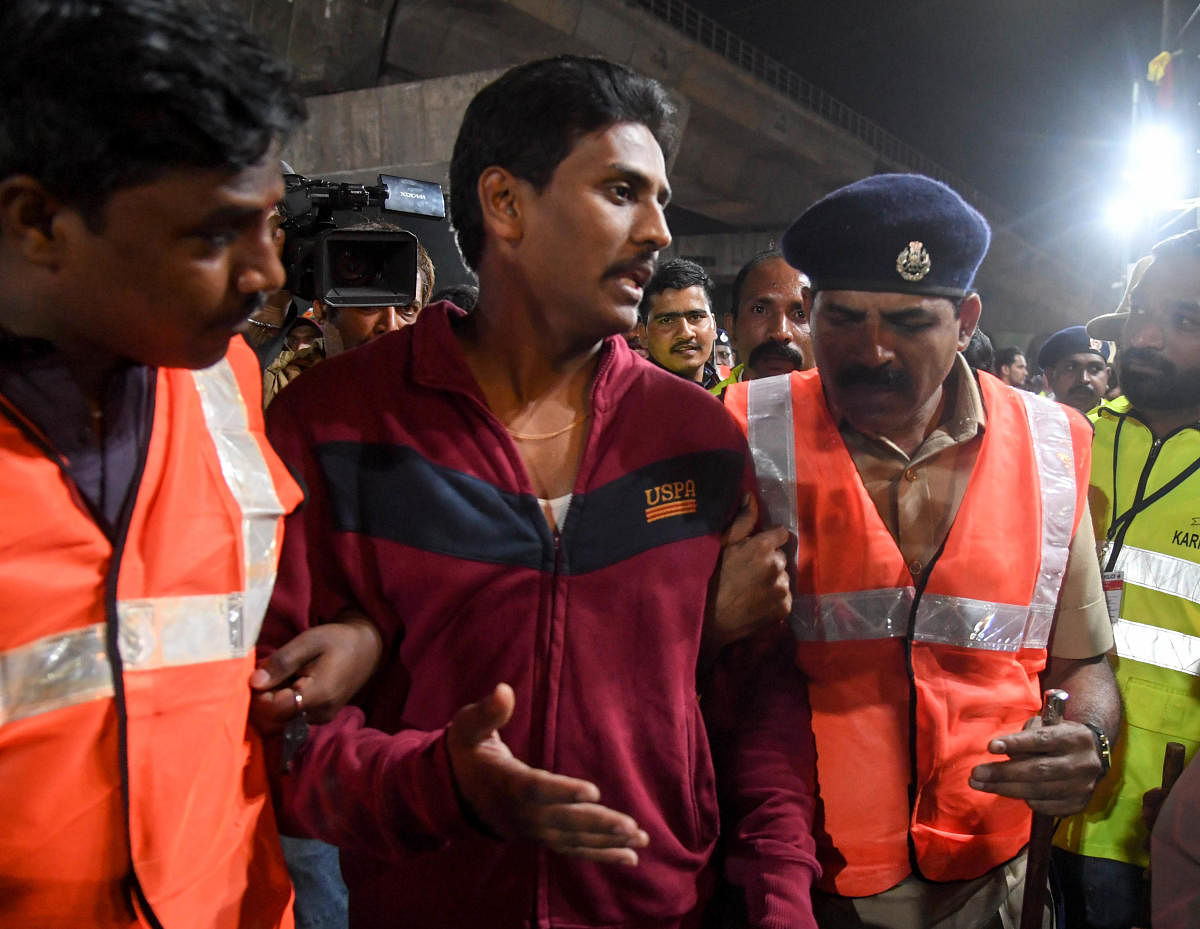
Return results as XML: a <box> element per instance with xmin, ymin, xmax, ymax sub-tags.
<box><xmin>280</xmin><ymin>172</ymin><xmax>445</xmax><ymax>308</ymax></box>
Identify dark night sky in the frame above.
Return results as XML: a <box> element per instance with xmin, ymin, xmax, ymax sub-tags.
<box><xmin>681</xmin><ymin>0</ymin><xmax>1177</xmax><ymax>292</ymax></box>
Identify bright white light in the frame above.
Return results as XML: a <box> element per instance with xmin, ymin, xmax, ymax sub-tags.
<box><xmin>1104</xmin><ymin>194</ymin><xmax>1142</xmax><ymax>230</ymax></box>
<box><xmin>1107</xmin><ymin>122</ymin><xmax>1190</xmax><ymax>229</ymax></box>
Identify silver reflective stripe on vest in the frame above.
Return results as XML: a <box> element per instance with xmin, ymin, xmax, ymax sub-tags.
<box><xmin>190</xmin><ymin>358</ymin><xmax>285</xmax><ymax>645</ymax></box>
<box><xmin>791</xmin><ymin>590</ymin><xmax>1052</xmax><ymax>649</ymax></box>
<box><xmin>790</xmin><ymin>588</ymin><xmax>914</xmax><ymax>641</ymax></box>
<box><xmin>117</xmin><ymin>593</ymin><xmax>249</xmax><ymax>668</ymax></box>
<box><xmin>1113</xmin><ymin>545</ymin><xmax>1200</xmax><ymax>609</ymax></box>
<box><xmin>0</xmin><ymin>359</ymin><xmax>282</xmax><ymax>725</ymax></box>
<box><xmin>913</xmin><ymin>595</ymin><xmax>1052</xmax><ymax>651</ymax></box>
<box><xmin>746</xmin><ymin>375</ymin><xmax>799</xmax><ymax>542</ymax></box>
<box><xmin>0</xmin><ymin>624</ymin><xmax>113</xmax><ymax>725</ymax></box>
<box><xmin>1013</xmin><ymin>391</ymin><xmax>1076</xmax><ymax>648</ymax></box>
<box><xmin>1113</xmin><ymin>618</ymin><xmax>1200</xmax><ymax>676</ymax></box>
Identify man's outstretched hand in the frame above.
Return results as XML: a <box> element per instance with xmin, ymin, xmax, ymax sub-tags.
<box><xmin>447</xmin><ymin>683</ymin><xmax>649</xmax><ymax>866</ymax></box>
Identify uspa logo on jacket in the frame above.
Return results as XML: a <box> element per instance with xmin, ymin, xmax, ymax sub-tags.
<box><xmin>644</xmin><ymin>480</ymin><xmax>698</xmax><ymax>523</ymax></box>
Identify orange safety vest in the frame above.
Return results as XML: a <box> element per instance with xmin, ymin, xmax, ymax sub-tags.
<box><xmin>0</xmin><ymin>340</ymin><xmax>302</xmax><ymax>928</ymax></box>
<box><xmin>725</xmin><ymin>369</ymin><xmax>1091</xmax><ymax>896</ymax></box>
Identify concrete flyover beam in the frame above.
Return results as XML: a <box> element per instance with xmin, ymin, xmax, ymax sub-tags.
<box><xmin>236</xmin><ymin>0</ymin><xmax>1096</xmax><ymax>335</ymax></box>
<box><xmin>231</xmin><ymin>0</ymin><xmax>394</xmax><ymax>94</ymax></box>
<box><xmin>664</xmin><ymin>232</ymin><xmax>780</xmax><ymax>282</ymax></box>
<box><xmin>280</xmin><ymin>70</ymin><xmax>504</xmax><ymax>179</ymax></box>
<box><xmin>381</xmin><ymin>0</ymin><xmax>884</xmax><ymax>219</ymax></box>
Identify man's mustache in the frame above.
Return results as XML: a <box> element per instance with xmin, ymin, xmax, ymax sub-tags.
<box><xmin>605</xmin><ymin>251</ymin><xmax>658</xmax><ymax>284</ymax></box>
<box><xmin>835</xmin><ymin>364</ymin><xmax>910</xmax><ymax>391</ymax></box>
<box><xmin>747</xmin><ymin>340</ymin><xmax>805</xmax><ymax>371</ymax></box>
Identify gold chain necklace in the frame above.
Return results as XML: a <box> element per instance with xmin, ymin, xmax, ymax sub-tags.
<box><xmin>505</xmin><ymin>413</ymin><xmax>589</xmax><ymax>441</ymax></box>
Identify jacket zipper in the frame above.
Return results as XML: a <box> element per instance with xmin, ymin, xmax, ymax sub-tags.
<box><xmin>904</xmin><ymin>537</ymin><xmax>949</xmax><ymax>880</ymax></box>
<box><xmin>102</xmin><ymin>379</ymin><xmax>162</xmax><ymax>929</ymax></box>
<box><xmin>532</xmin><ymin>350</ymin><xmax>603</xmax><ymax>929</ymax></box>
<box><xmin>461</xmin><ymin>337</ymin><xmax>610</xmax><ymax>929</ymax></box>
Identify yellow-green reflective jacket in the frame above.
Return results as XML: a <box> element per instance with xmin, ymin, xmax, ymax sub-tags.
<box><xmin>1055</xmin><ymin>396</ymin><xmax>1200</xmax><ymax>866</ymax></box>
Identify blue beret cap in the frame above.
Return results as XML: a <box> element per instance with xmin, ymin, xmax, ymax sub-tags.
<box><xmin>1037</xmin><ymin>325</ymin><xmax>1110</xmax><ymax>370</ymax></box>
<box><xmin>781</xmin><ymin>174</ymin><xmax>991</xmax><ymax>298</ymax></box>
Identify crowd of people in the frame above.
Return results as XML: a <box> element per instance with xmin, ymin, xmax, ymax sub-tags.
<box><xmin>3</xmin><ymin>2</ymin><xmax>1200</xmax><ymax>929</ymax></box>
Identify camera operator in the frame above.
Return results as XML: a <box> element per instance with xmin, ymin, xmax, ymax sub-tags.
<box><xmin>242</xmin><ymin>203</ymin><xmax>298</xmax><ymax>368</ymax></box>
<box><xmin>265</xmin><ymin>220</ymin><xmax>435</xmax><ymax>405</ymax></box>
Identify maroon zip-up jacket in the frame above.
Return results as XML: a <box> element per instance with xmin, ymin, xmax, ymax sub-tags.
<box><xmin>261</xmin><ymin>303</ymin><xmax>756</xmax><ymax>928</ymax></box>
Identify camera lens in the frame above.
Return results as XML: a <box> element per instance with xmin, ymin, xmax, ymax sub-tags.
<box><xmin>330</xmin><ymin>243</ymin><xmax>384</xmax><ymax>288</ymax></box>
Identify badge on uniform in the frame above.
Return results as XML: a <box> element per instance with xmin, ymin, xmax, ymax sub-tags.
<box><xmin>896</xmin><ymin>240</ymin><xmax>931</xmax><ymax>281</ymax></box>
<box><xmin>1102</xmin><ymin>571</ymin><xmax>1124</xmax><ymax>626</ymax></box>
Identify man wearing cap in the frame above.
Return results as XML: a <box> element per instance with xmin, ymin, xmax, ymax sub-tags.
<box><xmin>721</xmin><ymin>173</ymin><xmax>1120</xmax><ymax>928</ymax></box>
<box><xmin>1038</xmin><ymin>325</ymin><xmax>1111</xmax><ymax>415</ymax></box>
<box><xmin>1053</xmin><ymin>239</ymin><xmax>1200</xmax><ymax>929</ymax></box>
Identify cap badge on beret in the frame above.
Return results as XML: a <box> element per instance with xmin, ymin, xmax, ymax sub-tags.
<box><xmin>896</xmin><ymin>241</ymin><xmax>931</xmax><ymax>282</ymax></box>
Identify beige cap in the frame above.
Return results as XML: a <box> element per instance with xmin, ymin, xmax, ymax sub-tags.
<box><xmin>1087</xmin><ymin>254</ymin><xmax>1155</xmax><ymax>341</ymax></box>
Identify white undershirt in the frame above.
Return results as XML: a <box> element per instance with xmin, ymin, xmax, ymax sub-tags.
<box><xmin>538</xmin><ymin>493</ymin><xmax>573</xmax><ymax>533</ymax></box>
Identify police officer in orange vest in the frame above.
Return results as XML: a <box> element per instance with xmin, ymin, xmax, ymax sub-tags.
<box><xmin>721</xmin><ymin>174</ymin><xmax>1121</xmax><ymax>928</ymax></box>
<box><xmin>0</xmin><ymin>2</ymin><xmax>379</xmax><ymax>926</ymax></box>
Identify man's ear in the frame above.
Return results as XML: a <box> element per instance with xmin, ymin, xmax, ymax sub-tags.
<box><xmin>477</xmin><ymin>166</ymin><xmax>523</xmax><ymax>247</ymax></box>
<box><xmin>0</xmin><ymin>175</ymin><xmax>68</xmax><ymax>268</ymax></box>
<box><xmin>956</xmin><ymin>292</ymin><xmax>982</xmax><ymax>351</ymax></box>
<box><xmin>311</xmin><ymin>300</ymin><xmax>328</xmax><ymax>324</ymax></box>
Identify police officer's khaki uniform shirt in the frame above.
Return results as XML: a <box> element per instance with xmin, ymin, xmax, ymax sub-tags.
<box><xmin>813</xmin><ymin>355</ymin><xmax>1112</xmax><ymax>929</ymax></box>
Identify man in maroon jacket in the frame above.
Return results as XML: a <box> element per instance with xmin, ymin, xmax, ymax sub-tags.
<box><xmin>261</xmin><ymin>56</ymin><xmax>805</xmax><ymax>929</ymax></box>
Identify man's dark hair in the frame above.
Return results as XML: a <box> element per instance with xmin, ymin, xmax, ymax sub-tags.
<box><xmin>0</xmin><ymin>0</ymin><xmax>305</xmax><ymax>227</ymax></box>
<box><xmin>963</xmin><ymin>328</ymin><xmax>994</xmax><ymax>374</ymax></box>
<box><xmin>638</xmin><ymin>258</ymin><xmax>713</xmax><ymax>322</ymax></box>
<box><xmin>432</xmin><ymin>283</ymin><xmax>480</xmax><ymax>311</ymax></box>
<box><xmin>994</xmin><ymin>346</ymin><xmax>1024</xmax><ymax>373</ymax></box>
<box><xmin>729</xmin><ymin>249</ymin><xmax>785</xmax><ymax>319</ymax></box>
<box><xmin>449</xmin><ymin>55</ymin><xmax>679</xmax><ymax>271</ymax></box>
